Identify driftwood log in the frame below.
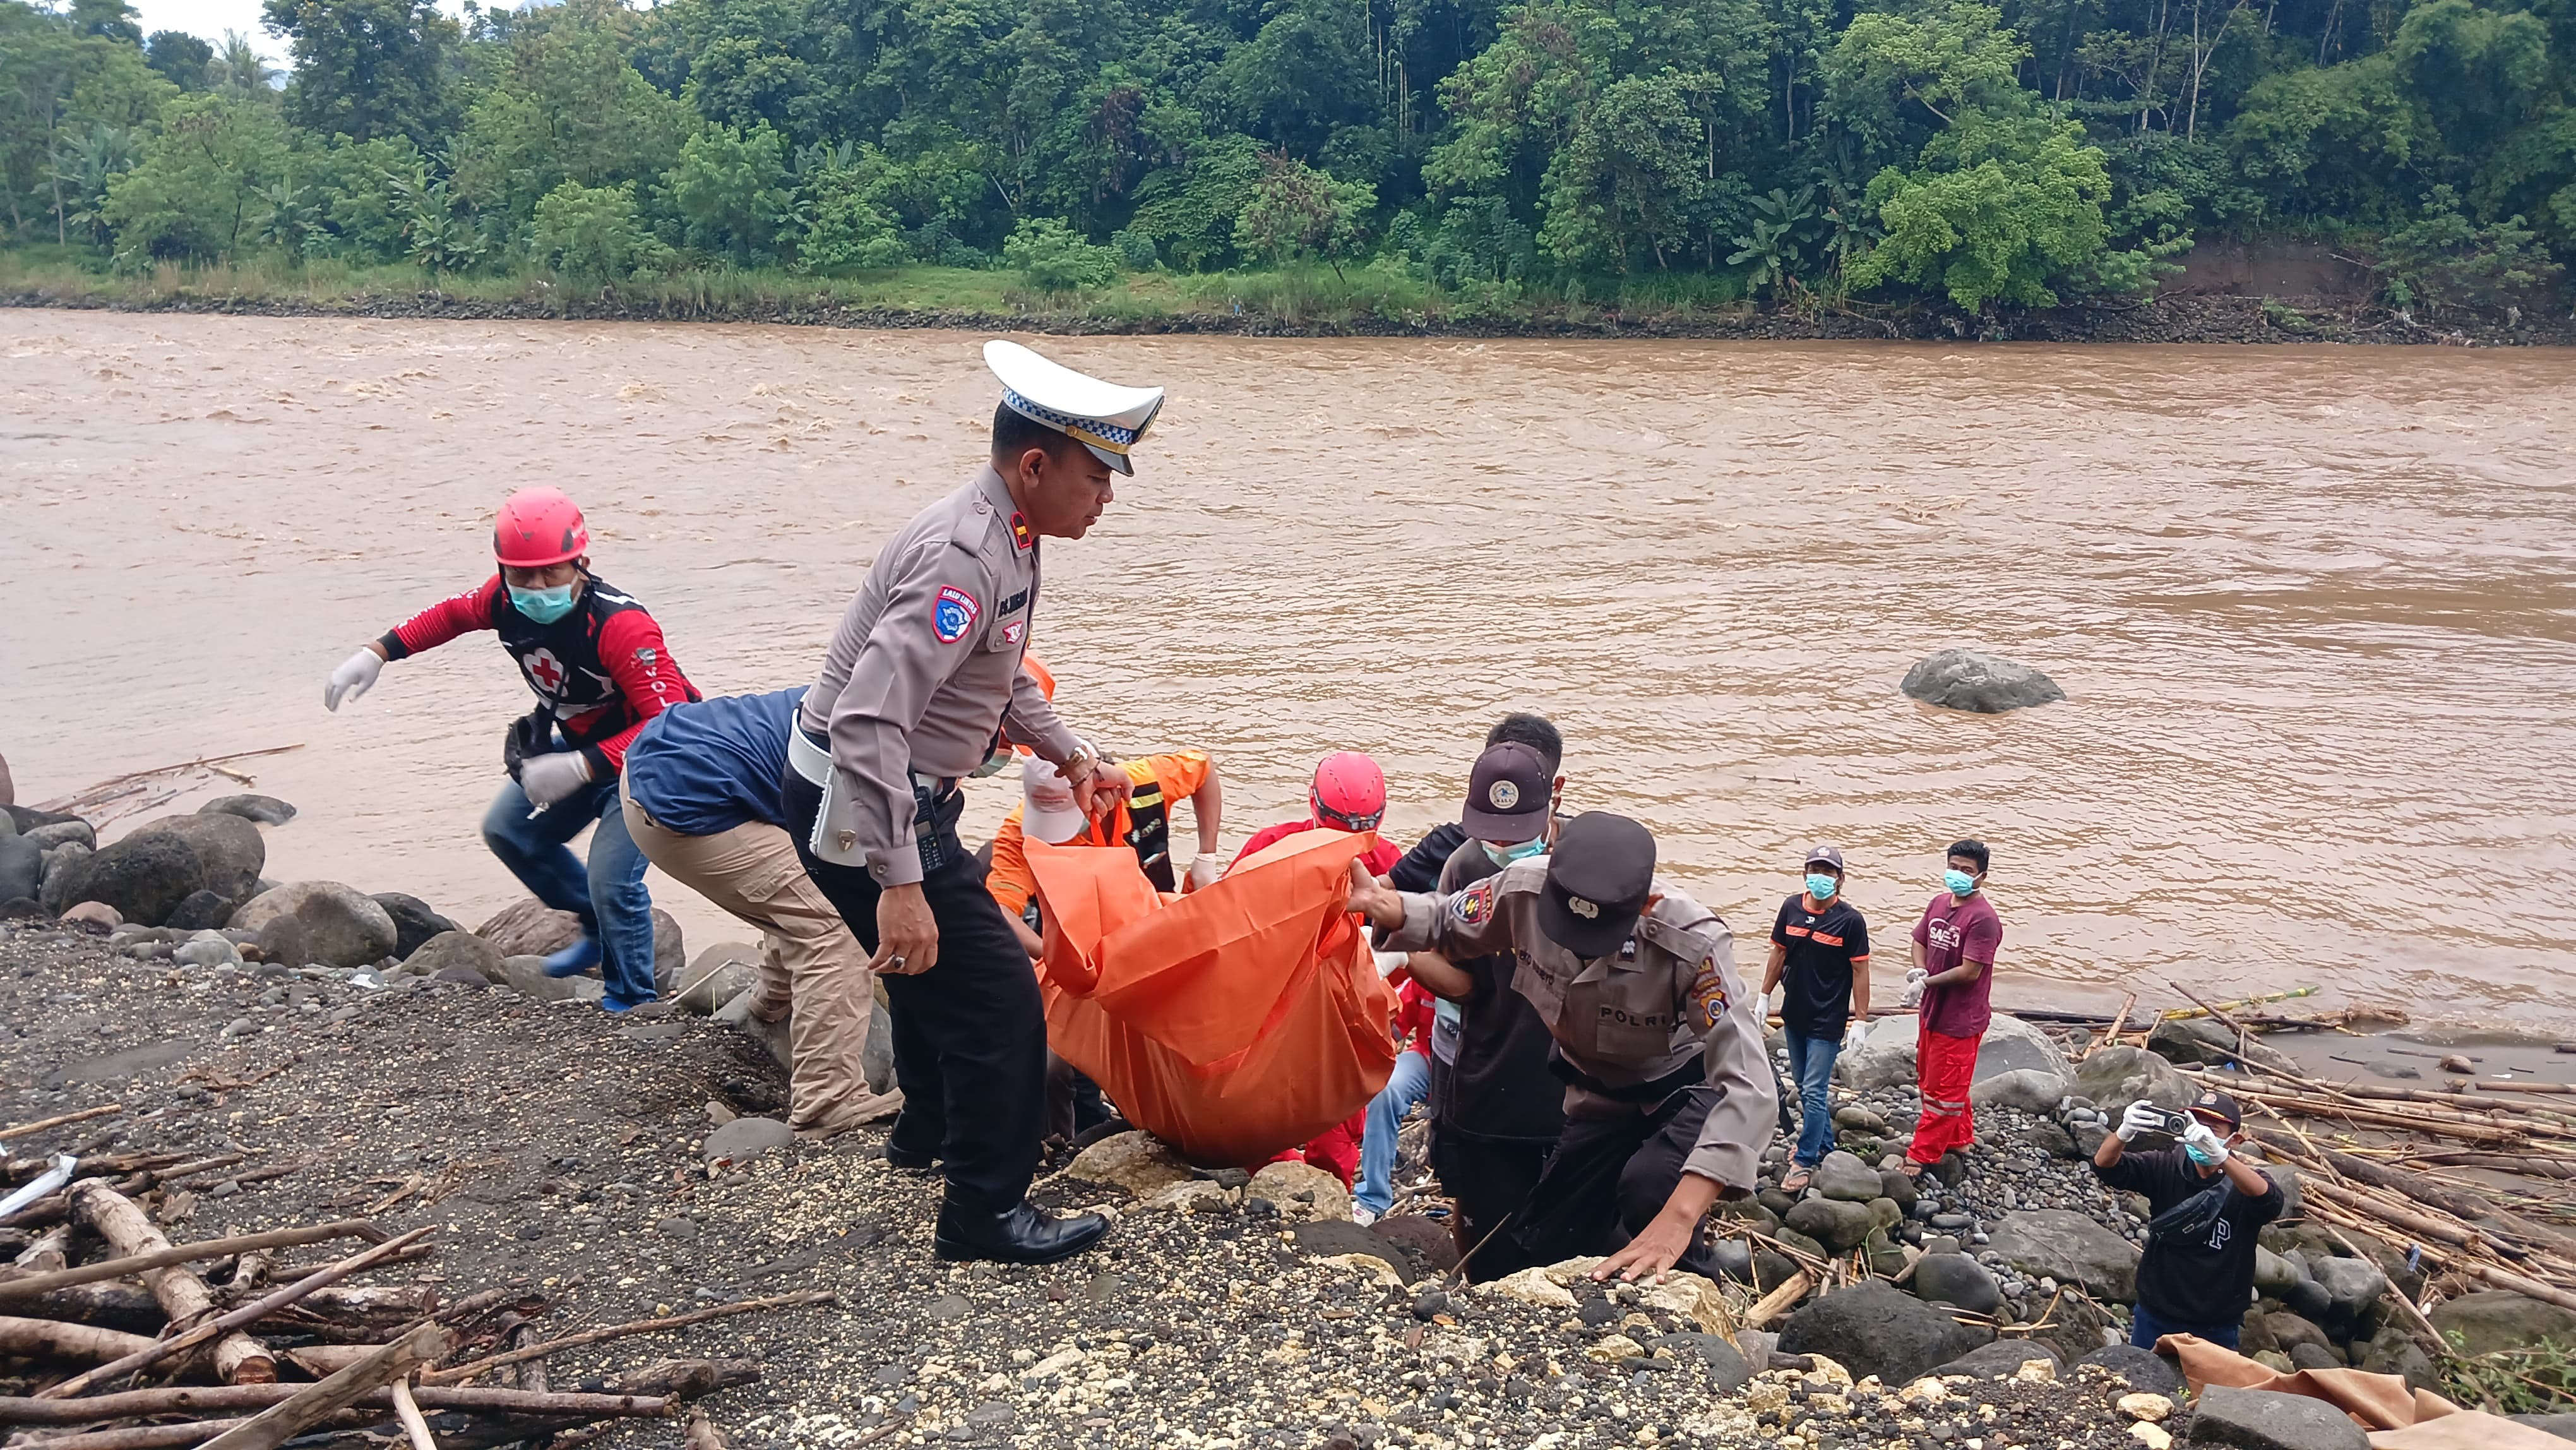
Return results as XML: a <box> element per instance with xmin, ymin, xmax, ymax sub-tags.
<box><xmin>8</xmin><ymin>1281</ymin><xmax>165</xmax><ymax>1334</ymax></box>
<box><xmin>198</xmin><ymin>1322</ymin><xmax>448</xmax><ymax>1450</ymax></box>
<box><xmin>0</xmin><ymin>1314</ymin><xmax>158</xmax><ymax>1365</ymax></box>
<box><xmin>0</xmin><ymin>1218</ymin><xmax>383</xmax><ymax>1300</ymax></box>
<box><xmin>0</xmin><ymin>1384</ymin><xmax>671</xmax><ymax>1424</ymax></box>
<box><xmin>65</xmin><ymin>1180</ymin><xmax>275</xmax><ymax>1384</ymax></box>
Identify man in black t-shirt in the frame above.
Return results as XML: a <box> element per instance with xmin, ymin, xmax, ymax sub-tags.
<box><xmin>1760</xmin><ymin>846</ymin><xmax>1871</xmax><ymax>1191</ymax></box>
<box><xmin>2092</xmin><ymin>1088</ymin><xmax>2284</xmax><ymax>1350</ymax></box>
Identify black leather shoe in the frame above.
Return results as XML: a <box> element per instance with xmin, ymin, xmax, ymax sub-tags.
<box><xmin>883</xmin><ymin>1142</ymin><xmax>938</xmax><ymax>1175</ymax></box>
<box><xmin>933</xmin><ymin>1201</ymin><xmax>1111</xmax><ymax>1265</ymax></box>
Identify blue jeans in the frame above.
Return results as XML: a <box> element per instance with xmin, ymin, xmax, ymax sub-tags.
<box><xmin>480</xmin><ymin>773</ymin><xmax>656</xmax><ymax>1009</ymax></box>
<box><xmin>2131</xmin><ymin>1301</ymin><xmax>2241</xmax><ymax>1350</ymax></box>
<box><xmin>1356</xmin><ymin>1052</ymin><xmax>1432</xmax><ymax>1216</ymax></box>
<box><xmin>1783</xmin><ymin>1031</ymin><xmax>1841</xmax><ymax>1168</ymax></box>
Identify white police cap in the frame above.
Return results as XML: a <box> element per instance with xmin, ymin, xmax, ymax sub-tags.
<box><xmin>984</xmin><ymin>340</ymin><xmax>1164</xmax><ymax>476</ymax></box>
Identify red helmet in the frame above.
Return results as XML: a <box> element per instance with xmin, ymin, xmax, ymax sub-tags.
<box><xmin>494</xmin><ymin>487</ymin><xmax>589</xmax><ymax>567</ymax></box>
<box><xmin>1310</xmin><ymin>752</ymin><xmax>1386</xmax><ymax>833</ymax></box>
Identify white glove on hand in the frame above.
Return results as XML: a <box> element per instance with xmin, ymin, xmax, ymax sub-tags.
<box><xmin>324</xmin><ymin>648</ymin><xmax>383</xmax><ymax>711</ymax></box>
<box><xmin>1900</xmin><ymin>968</ymin><xmax>1929</xmax><ymax>1009</ymax></box>
<box><xmin>1187</xmin><ymin>851</ymin><xmax>1223</xmax><ymax>892</ymax></box>
<box><xmin>2117</xmin><ymin>1101</ymin><xmax>2167</xmax><ymax>1142</ymax></box>
<box><xmin>1751</xmin><ymin>990</ymin><xmax>1770</xmax><ymax>1024</ymax></box>
<box><xmin>1842</xmin><ymin>1019</ymin><xmax>1870</xmax><ymax>1053</ymax></box>
<box><xmin>2181</xmin><ymin>1122</ymin><xmax>2231</xmax><ymax>1163</ymax></box>
<box><xmin>1372</xmin><ymin>950</ymin><xmax>1409</xmax><ymax>980</ymax></box>
<box><xmin>520</xmin><ymin>751</ymin><xmax>593</xmax><ymax>806</ymax></box>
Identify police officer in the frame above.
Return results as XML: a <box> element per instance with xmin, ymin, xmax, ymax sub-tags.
<box><xmin>1345</xmin><ymin>812</ymin><xmax>1776</xmax><ymax>1284</ymax></box>
<box><xmin>784</xmin><ymin>340</ymin><xmax>1157</xmax><ymax>1265</ymax></box>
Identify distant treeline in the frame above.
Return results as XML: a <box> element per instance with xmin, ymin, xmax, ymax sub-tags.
<box><xmin>3</xmin><ymin>0</ymin><xmax>2570</xmax><ymax>315</ymax></box>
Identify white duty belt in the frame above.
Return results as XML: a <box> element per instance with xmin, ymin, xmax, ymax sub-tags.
<box><xmin>787</xmin><ymin>727</ymin><xmax>834</xmax><ymax>788</ymax></box>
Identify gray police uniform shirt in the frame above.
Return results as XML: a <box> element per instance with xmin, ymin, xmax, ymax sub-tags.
<box><xmin>800</xmin><ymin>466</ymin><xmax>1079</xmax><ymax>887</ymax></box>
<box><xmin>1386</xmin><ymin>860</ymin><xmax>1777</xmax><ymax>1192</ymax></box>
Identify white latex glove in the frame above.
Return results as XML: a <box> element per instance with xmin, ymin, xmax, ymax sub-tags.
<box><xmin>1900</xmin><ymin>968</ymin><xmax>1929</xmax><ymax>1009</ymax></box>
<box><xmin>1186</xmin><ymin>851</ymin><xmax>1223</xmax><ymax>892</ymax></box>
<box><xmin>1842</xmin><ymin>1019</ymin><xmax>1869</xmax><ymax>1053</ymax></box>
<box><xmin>520</xmin><ymin>751</ymin><xmax>594</xmax><ymax>806</ymax></box>
<box><xmin>1372</xmin><ymin>950</ymin><xmax>1409</xmax><ymax>980</ymax></box>
<box><xmin>2117</xmin><ymin>1101</ymin><xmax>2166</xmax><ymax>1142</ymax></box>
<box><xmin>2181</xmin><ymin>1122</ymin><xmax>2231</xmax><ymax>1163</ymax></box>
<box><xmin>1751</xmin><ymin>990</ymin><xmax>1770</xmax><ymax>1024</ymax></box>
<box><xmin>324</xmin><ymin>648</ymin><xmax>383</xmax><ymax>711</ymax></box>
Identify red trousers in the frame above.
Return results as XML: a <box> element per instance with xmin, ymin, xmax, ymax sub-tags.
<box><xmin>1908</xmin><ymin>1023</ymin><xmax>1982</xmax><ymax>1165</ymax></box>
<box><xmin>1264</xmin><ymin>1107</ymin><xmax>1365</xmax><ymax>1187</ymax></box>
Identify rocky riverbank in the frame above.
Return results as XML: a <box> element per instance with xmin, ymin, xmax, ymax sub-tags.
<box><xmin>7</xmin><ymin>795</ymin><xmax>2575</xmax><ymax>1447</ymax></box>
<box><xmin>7</xmin><ymin>284</ymin><xmax>2575</xmax><ymax>346</ymax></box>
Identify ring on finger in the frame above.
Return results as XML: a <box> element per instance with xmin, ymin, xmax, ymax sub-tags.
<box><xmin>889</xmin><ymin>955</ymin><xmax>907</xmax><ymax>970</ymax></box>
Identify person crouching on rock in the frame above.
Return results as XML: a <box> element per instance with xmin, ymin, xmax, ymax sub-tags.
<box><xmin>1344</xmin><ymin>813</ymin><xmax>1777</xmax><ymax>1285</ymax></box>
<box><xmin>2094</xmin><ymin>1088</ymin><xmax>2282</xmax><ymax>1351</ymax></box>
<box><xmin>321</xmin><ymin>487</ymin><xmax>698</xmax><ymax>1012</ymax></box>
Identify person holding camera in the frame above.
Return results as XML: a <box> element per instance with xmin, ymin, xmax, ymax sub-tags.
<box><xmin>2092</xmin><ymin>1088</ymin><xmax>2284</xmax><ymax>1350</ymax></box>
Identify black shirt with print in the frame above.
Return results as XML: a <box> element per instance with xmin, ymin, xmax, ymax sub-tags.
<box><xmin>2094</xmin><ymin>1146</ymin><xmax>2284</xmax><ymax>1327</ymax></box>
<box><xmin>1771</xmin><ymin>895</ymin><xmax>1870</xmax><ymax>1038</ymax></box>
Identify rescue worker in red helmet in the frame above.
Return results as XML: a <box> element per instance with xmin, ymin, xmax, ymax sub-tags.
<box><xmin>321</xmin><ymin>487</ymin><xmax>700</xmax><ymax>1010</ymax></box>
<box><xmin>1226</xmin><ymin>752</ymin><xmax>1402</xmax><ymax>877</ymax></box>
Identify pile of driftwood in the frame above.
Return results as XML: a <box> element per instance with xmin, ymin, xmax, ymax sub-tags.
<box><xmin>0</xmin><ymin>1122</ymin><xmax>828</xmax><ymax>1450</ymax></box>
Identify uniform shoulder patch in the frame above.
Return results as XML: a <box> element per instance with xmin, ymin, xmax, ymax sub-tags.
<box><xmin>1689</xmin><ymin>952</ymin><xmax>1732</xmax><ymax>1028</ymax></box>
<box><xmin>933</xmin><ymin>585</ymin><xmax>981</xmax><ymax>643</ymax></box>
<box><xmin>1451</xmin><ymin>877</ymin><xmax>1498</xmax><ymax>925</ymax></box>
<box><xmin>1010</xmin><ymin>511</ymin><xmax>1034</xmax><ymax>552</ymax></box>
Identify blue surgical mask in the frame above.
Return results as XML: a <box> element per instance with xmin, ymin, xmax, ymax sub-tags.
<box><xmin>1945</xmin><ymin>868</ymin><xmax>1978</xmax><ymax>897</ymax></box>
<box><xmin>1482</xmin><ymin>837</ymin><xmax>1547</xmax><ymax>866</ymax></box>
<box><xmin>510</xmin><ymin>582</ymin><xmax>579</xmax><ymax>624</ymax></box>
<box><xmin>2183</xmin><ymin>1139</ymin><xmax>2222</xmax><ymax>1166</ymax></box>
<box><xmin>1805</xmin><ymin>873</ymin><xmax>1839</xmax><ymax>901</ymax></box>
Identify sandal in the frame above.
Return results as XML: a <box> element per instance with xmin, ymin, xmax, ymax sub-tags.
<box><xmin>1780</xmin><ymin>1167</ymin><xmax>1813</xmax><ymax>1194</ymax></box>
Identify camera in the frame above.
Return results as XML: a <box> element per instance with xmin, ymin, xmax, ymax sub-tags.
<box><xmin>2144</xmin><ymin>1107</ymin><xmax>2193</xmax><ymax>1135</ymax></box>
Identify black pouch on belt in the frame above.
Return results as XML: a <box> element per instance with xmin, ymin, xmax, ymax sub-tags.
<box><xmin>502</xmin><ymin>708</ymin><xmax>554</xmax><ymax>782</ymax></box>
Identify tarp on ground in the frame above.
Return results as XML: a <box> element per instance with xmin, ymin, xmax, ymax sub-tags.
<box><xmin>2163</xmin><ymin>1335</ymin><xmax>2565</xmax><ymax>1450</ymax></box>
<box><xmin>1027</xmin><ymin>827</ymin><xmax>1397</xmax><ymax>1167</ymax></box>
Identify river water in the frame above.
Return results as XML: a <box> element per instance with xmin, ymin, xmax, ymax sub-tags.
<box><xmin>4</xmin><ymin>313</ymin><xmax>2571</xmax><ymax>1033</ymax></box>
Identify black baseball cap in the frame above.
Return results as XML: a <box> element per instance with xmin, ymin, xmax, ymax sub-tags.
<box><xmin>1804</xmin><ymin>845</ymin><xmax>1846</xmax><ymax>872</ymax></box>
<box><xmin>2188</xmin><ymin>1089</ymin><xmax>2242</xmax><ymax>1131</ymax></box>
<box><xmin>1462</xmin><ymin>742</ymin><xmax>1551</xmax><ymax>840</ymax></box>
<box><xmin>1538</xmin><ymin>812</ymin><xmax>1656</xmax><ymax>957</ymax></box>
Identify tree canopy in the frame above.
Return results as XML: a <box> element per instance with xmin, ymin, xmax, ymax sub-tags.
<box><xmin>5</xmin><ymin>0</ymin><xmax>2572</xmax><ymax>313</ymax></box>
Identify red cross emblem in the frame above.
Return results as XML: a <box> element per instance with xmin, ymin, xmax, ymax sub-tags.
<box><xmin>525</xmin><ymin>648</ymin><xmax>566</xmax><ymax>694</ymax></box>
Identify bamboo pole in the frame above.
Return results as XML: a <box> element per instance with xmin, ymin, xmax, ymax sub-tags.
<box><xmin>198</xmin><ymin>1322</ymin><xmax>448</xmax><ymax>1450</ymax></box>
<box><xmin>420</xmin><ymin>1291</ymin><xmax>834</xmax><ymax>1387</ymax></box>
<box><xmin>0</xmin><ymin>1385</ymin><xmax>671</xmax><ymax>1425</ymax></box>
<box><xmin>0</xmin><ymin>1105</ymin><xmax>124</xmax><ymax>1141</ymax></box>
<box><xmin>0</xmin><ymin>1220</ymin><xmax>383</xmax><ymax>1300</ymax></box>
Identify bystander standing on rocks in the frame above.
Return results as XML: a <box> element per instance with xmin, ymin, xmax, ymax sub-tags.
<box><xmin>1760</xmin><ymin>844</ymin><xmax>1871</xmax><ymax>1194</ymax></box>
<box><xmin>1901</xmin><ymin>839</ymin><xmax>2002</xmax><ymax>1177</ymax></box>
<box><xmin>2093</xmin><ymin>1088</ymin><xmax>2284</xmax><ymax>1349</ymax></box>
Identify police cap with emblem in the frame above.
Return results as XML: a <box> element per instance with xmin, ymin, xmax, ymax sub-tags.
<box><xmin>1538</xmin><ymin>812</ymin><xmax>1657</xmax><ymax>958</ymax></box>
<box><xmin>1462</xmin><ymin>741</ymin><xmax>1551</xmax><ymax>841</ymax></box>
<box><xmin>985</xmin><ymin>340</ymin><xmax>1165</xmax><ymax>476</ymax></box>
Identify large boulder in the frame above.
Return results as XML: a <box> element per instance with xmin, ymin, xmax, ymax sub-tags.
<box><xmin>2187</xmin><ymin>1385</ymin><xmax>2369</xmax><ymax>1450</ymax></box>
<box><xmin>371</xmin><ymin>893</ymin><xmax>462</xmax><ymax>961</ymax></box>
<box><xmin>1813</xmin><ymin>1151</ymin><xmax>1883</xmax><ymax>1202</ymax></box>
<box><xmin>1931</xmin><ymin>1340</ymin><xmax>2059</xmax><ymax>1379</ymax></box>
<box><xmin>1911</xmin><ymin>1252</ymin><xmax>2003</xmax><ymax>1315</ymax></box>
<box><xmin>1069</xmin><ymin>1130</ymin><xmax>1194</xmax><ymax>1198</ymax></box>
<box><xmin>200</xmin><ymin>794</ymin><xmax>297</xmax><ymax>825</ymax></box>
<box><xmin>1988</xmin><ymin>1209</ymin><xmax>2140</xmax><ymax>1302</ymax></box>
<box><xmin>2077</xmin><ymin>1343</ymin><xmax>2185</xmax><ymax>1394</ymax></box>
<box><xmin>1836</xmin><ymin>1011</ymin><xmax>2070</xmax><ymax>1091</ymax></box>
<box><xmin>476</xmin><ymin>899</ymin><xmax>584</xmax><ymax>957</ymax></box>
<box><xmin>1777</xmin><ymin>1283</ymin><xmax>1993</xmax><ymax>1384</ymax></box>
<box><xmin>1900</xmin><ymin>649</ymin><xmax>2065</xmax><ymax>714</ymax></box>
<box><xmin>55</xmin><ymin>831</ymin><xmax>205</xmax><ymax>926</ymax></box>
<box><xmin>25</xmin><ymin>820</ymin><xmax>95</xmax><ymax>851</ymax></box>
<box><xmin>2427</xmin><ymin>1290</ymin><xmax>2576</xmax><ymax>1358</ymax></box>
<box><xmin>0</xmin><ymin>834</ymin><xmax>42</xmax><ymax>908</ymax></box>
<box><xmin>38</xmin><ymin>842</ymin><xmax>92</xmax><ymax>914</ymax></box>
<box><xmin>676</xmin><ymin>942</ymin><xmax>760</xmax><ymax>1016</ymax></box>
<box><xmin>403</xmin><ymin>930</ymin><xmax>506</xmax><ymax>983</ymax></box>
<box><xmin>5</xmin><ymin>804</ymin><xmax>83</xmax><ymax>834</ymax></box>
<box><xmin>1972</xmin><ymin>1068</ymin><xmax>2071</xmax><ymax>1115</ymax></box>
<box><xmin>0</xmin><ymin>752</ymin><xmax>11</xmax><ymax>805</ymax></box>
<box><xmin>2146</xmin><ymin>1016</ymin><xmax>2302</xmax><ymax>1076</ymax></box>
<box><xmin>2308</xmin><ymin>1255</ymin><xmax>2387</xmax><ymax>1333</ymax></box>
<box><xmin>1786</xmin><ymin>1196</ymin><xmax>1878</xmax><ymax>1253</ymax></box>
<box><xmin>652</xmin><ymin>909</ymin><xmax>685</xmax><ymax>994</ymax></box>
<box><xmin>130</xmin><ymin>813</ymin><xmax>265</xmax><ymax>901</ymax></box>
<box><xmin>2072</xmin><ymin>1045</ymin><xmax>2194</xmax><ymax>1113</ymax></box>
<box><xmin>165</xmin><ymin>890</ymin><xmax>239</xmax><ymax>932</ymax></box>
<box><xmin>230</xmin><ymin>882</ymin><xmax>398</xmax><ymax>968</ymax></box>
<box><xmin>1248</xmin><ymin>1161</ymin><xmax>1352</xmax><ymax>1221</ymax></box>
<box><xmin>496</xmin><ymin>954</ymin><xmax>604</xmax><ymax>1003</ymax></box>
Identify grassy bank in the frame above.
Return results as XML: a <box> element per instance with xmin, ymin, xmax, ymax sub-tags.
<box><xmin>0</xmin><ymin>248</ymin><xmax>1768</xmax><ymax>330</ymax></box>
<box><xmin>6</xmin><ymin>247</ymin><xmax>2567</xmax><ymax>344</ymax></box>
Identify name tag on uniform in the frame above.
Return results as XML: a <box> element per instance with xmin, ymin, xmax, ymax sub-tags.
<box><xmin>985</xmin><ymin>589</ymin><xmax>1031</xmax><ymax>652</ymax></box>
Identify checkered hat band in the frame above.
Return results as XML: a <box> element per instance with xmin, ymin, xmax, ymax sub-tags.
<box><xmin>1003</xmin><ymin>389</ymin><xmax>1136</xmax><ymax>453</ymax></box>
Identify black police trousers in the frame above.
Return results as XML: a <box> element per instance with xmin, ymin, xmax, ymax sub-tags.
<box><xmin>1509</xmin><ymin>1084</ymin><xmax>1722</xmax><ymax>1277</ymax></box>
<box><xmin>782</xmin><ymin>769</ymin><xmax>1046</xmax><ymax>1216</ymax></box>
<box><xmin>1431</xmin><ymin>1130</ymin><xmax>1554</xmax><ymax>1281</ymax></box>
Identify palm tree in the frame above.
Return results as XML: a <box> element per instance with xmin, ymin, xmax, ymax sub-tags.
<box><xmin>209</xmin><ymin>31</ymin><xmax>276</xmax><ymax>97</ymax></box>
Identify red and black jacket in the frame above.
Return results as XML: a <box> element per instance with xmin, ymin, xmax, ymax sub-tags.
<box><xmin>378</xmin><ymin>573</ymin><xmax>699</xmax><ymax>779</ymax></box>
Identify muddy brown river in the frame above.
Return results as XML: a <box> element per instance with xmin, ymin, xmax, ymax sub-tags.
<box><xmin>4</xmin><ymin>313</ymin><xmax>2571</xmax><ymax>1033</ymax></box>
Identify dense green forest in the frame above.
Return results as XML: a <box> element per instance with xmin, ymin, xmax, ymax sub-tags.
<box><xmin>3</xmin><ymin>0</ymin><xmax>2570</xmax><ymax>316</ymax></box>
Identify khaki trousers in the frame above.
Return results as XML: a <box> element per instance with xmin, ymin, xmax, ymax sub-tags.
<box><xmin>620</xmin><ymin>779</ymin><xmax>885</xmax><ymax>1134</ymax></box>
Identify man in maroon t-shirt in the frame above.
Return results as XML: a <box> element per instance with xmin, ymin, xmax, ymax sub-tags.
<box><xmin>1901</xmin><ymin>839</ymin><xmax>2003</xmax><ymax>1174</ymax></box>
